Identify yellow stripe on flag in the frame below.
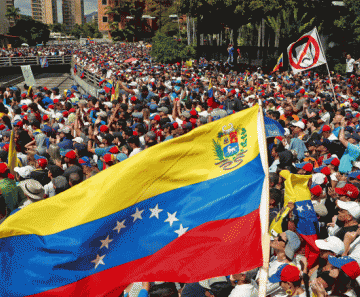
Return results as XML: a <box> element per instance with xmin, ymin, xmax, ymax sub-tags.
<box><xmin>0</xmin><ymin>106</ymin><xmax>261</xmax><ymax>238</ymax></box>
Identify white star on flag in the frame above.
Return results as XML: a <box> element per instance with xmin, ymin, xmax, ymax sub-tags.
<box><xmin>149</xmin><ymin>204</ymin><xmax>163</xmax><ymax>219</ymax></box>
<box><xmin>113</xmin><ymin>220</ymin><xmax>126</xmax><ymax>233</ymax></box>
<box><xmin>307</xmin><ymin>204</ymin><xmax>312</xmax><ymax>210</ymax></box>
<box><xmin>296</xmin><ymin>205</ymin><xmax>304</xmax><ymax>213</ymax></box>
<box><xmin>131</xmin><ymin>208</ymin><xmax>144</xmax><ymax>222</ymax></box>
<box><xmin>174</xmin><ymin>224</ymin><xmax>188</xmax><ymax>237</ymax></box>
<box><xmin>91</xmin><ymin>254</ymin><xmax>106</xmax><ymax>269</ymax></box>
<box><xmin>100</xmin><ymin>235</ymin><xmax>113</xmax><ymax>249</ymax></box>
<box><xmin>165</xmin><ymin>211</ymin><xmax>179</xmax><ymax>227</ymax></box>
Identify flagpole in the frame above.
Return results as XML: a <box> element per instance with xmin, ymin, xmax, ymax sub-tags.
<box><xmin>257</xmin><ymin>100</ymin><xmax>271</xmax><ymax>297</ymax></box>
<box><xmin>315</xmin><ymin>27</ymin><xmax>336</xmax><ymax>100</ymax></box>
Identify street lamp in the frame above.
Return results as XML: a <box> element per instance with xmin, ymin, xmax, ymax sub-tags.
<box><xmin>169</xmin><ymin>14</ymin><xmax>181</xmax><ymax>41</ymax></box>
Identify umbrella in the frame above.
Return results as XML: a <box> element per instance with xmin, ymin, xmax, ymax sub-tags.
<box><xmin>21</xmin><ymin>43</ymin><xmax>29</xmax><ymax>47</ymax></box>
<box><xmin>264</xmin><ymin>116</ymin><xmax>285</xmax><ymax>138</ymax></box>
<box><xmin>124</xmin><ymin>57</ymin><xmax>138</xmax><ymax>63</ymax></box>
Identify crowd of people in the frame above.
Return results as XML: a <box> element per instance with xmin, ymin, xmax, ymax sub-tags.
<box><xmin>2</xmin><ymin>41</ymin><xmax>360</xmax><ymax>297</ymax></box>
<box><xmin>0</xmin><ymin>45</ymin><xmax>75</xmax><ymax>57</ymax></box>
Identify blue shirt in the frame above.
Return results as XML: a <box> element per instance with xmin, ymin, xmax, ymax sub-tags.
<box><xmin>58</xmin><ymin>138</ymin><xmax>73</xmax><ymax>150</ymax></box>
<box><xmin>339</xmin><ymin>143</ymin><xmax>360</xmax><ymax>173</ymax></box>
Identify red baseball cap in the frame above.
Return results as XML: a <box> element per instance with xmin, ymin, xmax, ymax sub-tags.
<box><xmin>335</xmin><ymin>184</ymin><xmax>359</xmax><ymax>199</ymax></box>
<box><xmin>0</xmin><ymin>163</ymin><xmax>8</xmax><ymax>174</ymax></box>
<box><xmin>322</xmin><ymin>125</ymin><xmax>331</xmax><ymax>132</ymax></box>
<box><xmin>108</xmin><ymin>146</ymin><xmax>119</xmax><ymax>154</ymax></box>
<box><xmin>43</xmin><ymin>115</ymin><xmax>49</xmax><ymax>121</ymax></box>
<box><xmin>311</xmin><ymin>185</ymin><xmax>323</xmax><ymax>197</ymax></box>
<box><xmin>100</xmin><ymin>125</ymin><xmax>109</xmax><ymax>133</ymax></box>
<box><xmin>103</xmin><ymin>154</ymin><xmax>115</xmax><ymax>164</ymax></box>
<box><xmin>62</xmin><ymin>111</ymin><xmax>69</xmax><ymax>118</ymax></box>
<box><xmin>65</xmin><ymin>150</ymin><xmax>77</xmax><ymax>160</ymax></box>
<box><xmin>37</xmin><ymin>158</ymin><xmax>48</xmax><ymax>169</ymax></box>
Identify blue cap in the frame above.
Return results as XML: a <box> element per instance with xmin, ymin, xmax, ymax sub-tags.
<box><xmin>71</xmin><ymin>85</ymin><xmax>78</xmax><ymax>92</ymax></box>
<box><xmin>79</xmin><ymin>156</ymin><xmax>91</xmax><ymax>168</ymax></box>
<box><xmin>34</xmin><ymin>154</ymin><xmax>47</xmax><ymax>161</ymax></box>
<box><xmin>60</xmin><ymin>149</ymin><xmax>72</xmax><ymax>157</ymax></box>
<box><xmin>348</xmin><ymin>171</ymin><xmax>360</xmax><ymax>179</ymax></box>
<box><xmin>41</xmin><ymin>125</ymin><xmax>52</xmax><ymax>133</ymax></box>
<box><xmin>314</xmin><ymin>165</ymin><xmax>327</xmax><ymax>173</ymax></box>
<box><xmin>116</xmin><ymin>153</ymin><xmax>128</xmax><ymax>162</ymax></box>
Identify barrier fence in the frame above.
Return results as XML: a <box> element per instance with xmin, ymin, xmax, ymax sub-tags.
<box><xmin>0</xmin><ymin>56</ymin><xmax>72</xmax><ymax>67</ymax></box>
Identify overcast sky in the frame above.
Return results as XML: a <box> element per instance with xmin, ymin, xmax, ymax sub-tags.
<box><xmin>14</xmin><ymin>0</ymin><xmax>98</xmax><ymax>22</ymax></box>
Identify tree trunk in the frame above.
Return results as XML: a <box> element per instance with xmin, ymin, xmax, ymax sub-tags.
<box><xmin>187</xmin><ymin>16</ymin><xmax>191</xmax><ymax>45</ymax></box>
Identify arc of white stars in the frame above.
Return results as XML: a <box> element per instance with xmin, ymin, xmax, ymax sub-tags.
<box><xmin>91</xmin><ymin>254</ymin><xmax>106</xmax><ymax>269</ymax></box>
<box><xmin>131</xmin><ymin>208</ymin><xmax>144</xmax><ymax>222</ymax></box>
<box><xmin>113</xmin><ymin>219</ymin><xmax>126</xmax><ymax>233</ymax></box>
<box><xmin>100</xmin><ymin>235</ymin><xmax>113</xmax><ymax>249</ymax></box>
<box><xmin>149</xmin><ymin>204</ymin><xmax>163</xmax><ymax>219</ymax></box>
<box><xmin>165</xmin><ymin>211</ymin><xmax>179</xmax><ymax>227</ymax></box>
<box><xmin>174</xmin><ymin>224</ymin><xmax>188</xmax><ymax>237</ymax></box>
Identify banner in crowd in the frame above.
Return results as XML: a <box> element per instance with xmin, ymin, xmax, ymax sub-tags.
<box><xmin>287</xmin><ymin>27</ymin><xmax>326</xmax><ymax>74</ymax></box>
<box><xmin>0</xmin><ymin>105</ymin><xmax>267</xmax><ymax>296</ymax></box>
<box><xmin>39</xmin><ymin>57</ymin><xmax>48</xmax><ymax>68</ymax></box>
<box><xmin>20</xmin><ymin>65</ymin><xmax>36</xmax><ymax>87</ymax></box>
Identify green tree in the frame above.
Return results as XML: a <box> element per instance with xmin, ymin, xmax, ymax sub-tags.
<box><xmin>9</xmin><ymin>18</ymin><xmax>50</xmax><ymax>46</ymax></box>
<box><xmin>151</xmin><ymin>31</ymin><xmax>195</xmax><ymax>63</ymax></box>
<box><xmin>6</xmin><ymin>6</ymin><xmax>21</xmax><ymax>26</ymax></box>
<box><xmin>49</xmin><ymin>23</ymin><xmax>67</xmax><ymax>34</ymax></box>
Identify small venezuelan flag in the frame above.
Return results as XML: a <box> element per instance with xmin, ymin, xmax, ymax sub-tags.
<box><xmin>272</xmin><ymin>53</ymin><xmax>283</xmax><ymax>73</ymax></box>
<box><xmin>0</xmin><ymin>105</ymin><xmax>269</xmax><ymax>297</ymax></box>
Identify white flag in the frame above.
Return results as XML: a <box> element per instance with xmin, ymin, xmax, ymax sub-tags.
<box><xmin>287</xmin><ymin>27</ymin><xmax>326</xmax><ymax>74</ymax></box>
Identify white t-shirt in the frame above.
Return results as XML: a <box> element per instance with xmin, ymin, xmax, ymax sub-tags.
<box><xmin>320</xmin><ymin>112</ymin><xmax>330</xmax><ymax>125</ymax></box>
<box><xmin>229</xmin><ymin>284</ymin><xmax>256</xmax><ymax>297</ymax></box>
<box><xmin>129</xmin><ymin>147</ymin><xmax>142</xmax><ymax>157</ymax></box>
<box><xmin>44</xmin><ymin>181</ymin><xmax>56</xmax><ymax>198</ymax></box>
<box><xmin>346</xmin><ymin>58</ymin><xmax>357</xmax><ymax>73</ymax></box>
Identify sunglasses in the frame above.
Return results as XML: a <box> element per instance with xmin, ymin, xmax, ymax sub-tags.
<box><xmin>277</xmin><ymin>235</ymin><xmax>288</xmax><ymax>245</ymax></box>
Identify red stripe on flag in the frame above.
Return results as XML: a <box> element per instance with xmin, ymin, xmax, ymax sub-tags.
<box><xmin>30</xmin><ymin>209</ymin><xmax>263</xmax><ymax>297</ymax></box>
<box><xmin>299</xmin><ymin>234</ymin><xmax>319</xmax><ymax>269</ymax></box>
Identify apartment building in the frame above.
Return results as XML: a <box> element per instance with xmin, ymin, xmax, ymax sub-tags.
<box><xmin>31</xmin><ymin>0</ymin><xmax>58</xmax><ymax>25</ymax></box>
<box><xmin>63</xmin><ymin>0</ymin><xmax>85</xmax><ymax>31</ymax></box>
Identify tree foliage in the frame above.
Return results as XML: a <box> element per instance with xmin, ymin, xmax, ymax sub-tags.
<box><xmin>151</xmin><ymin>31</ymin><xmax>195</xmax><ymax>63</ymax></box>
<box><xmin>49</xmin><ymin>23</ymin><xmax>67</xmax><ymax>34</ymax></box>
<box><xmin>5</xmin><ymin>6</ymin><xmax>20</xmax><ymax>26</ymax></box>
<box><xmin>9</xmin><ymin>19</ymin><xmax>50</xmax><ymax>46</ymax></box>
<box><xmin>70</xmin><ymin>21</ymin><xmax>103</xmax><ymax>39</ymax></box>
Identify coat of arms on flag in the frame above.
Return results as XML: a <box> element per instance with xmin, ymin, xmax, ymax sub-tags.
<box><xmin>287</xmin><ymin>27</ymin><xmax>326</xmax><ymax>74</ymax></box>
<box><xmin>212</xmin><ymin>123</ymin><xmax>248</xmax><ymax>170</ymax></box>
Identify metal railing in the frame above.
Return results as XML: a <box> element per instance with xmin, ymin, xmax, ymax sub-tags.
<box><xmin>71</xmin><ymin>60</ymin><xmax>102</xmax><ymax>89</ymax></box>
<box><xmin>0</xmin><ymin>55</ymin><xmax>72</xmax><ymax>67</ymax></box>
<box><xmin>71</xmin><ymin>59</ymin><xmax>102</xmax><ymax>97</ymax></box>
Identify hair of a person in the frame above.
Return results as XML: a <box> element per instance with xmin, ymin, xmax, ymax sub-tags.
<box><xmin>69</xmin><ymin>172</ymin><xmax>81</xmax><ymax>187</ymax></box>
<box><xmin>149</xmin><ymin>283</ymin><xmax>178</xmax><ymax>297</ymax></box>
<box><xmin>209</xmin><ymin>281</ymin><xmax>233</xmax><ymax>297</ymax></box>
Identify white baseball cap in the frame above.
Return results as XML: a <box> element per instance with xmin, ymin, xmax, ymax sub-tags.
<box><xmin>72</xmin><ymin>137</ymin><xmax>84</xmax><ymax>144</ymax></box>
<box><xmin>291</xmin><ymin>120</ymin><xmax>305</xmax><ymax>130</ymax></box>
<box><xmin>315</xmin><ymin>236</ymin><xmax>345</xmax><ymax>255</ymax></box>
<box><xmin>337</xmin><ymin>200</ymin><xmax>360</xmax><ymax>219</ymax></box>
<box><xmin>312</xmin><ymin>173</ymin><xmax>327</xmax><ymax>185</ymax></box>
<box><xmin>14</xmin><ymin>165</ymin><xmax>33</xmax><ymax>179</ymax></box>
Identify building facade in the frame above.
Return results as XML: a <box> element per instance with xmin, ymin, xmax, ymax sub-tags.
<box><xmin>31</xmin><ymin>0</ymin><xmax>58</xmax><ymax>25</ymax></box>
<box><xmin>63</xmin><ymin>0</ymin><xmax>85</xmax><ymax>32</ymax></box>
<box><xmin>0</xmin><ymin>1</ymin><xmax>10</xmax><ymax>35</ymax></box>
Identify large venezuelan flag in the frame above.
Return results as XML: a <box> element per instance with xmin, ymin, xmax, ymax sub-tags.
<box><xmin>0</xmin><ymin>105</ymin><xmax>268</xmax><ymax>297</ymax></box>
